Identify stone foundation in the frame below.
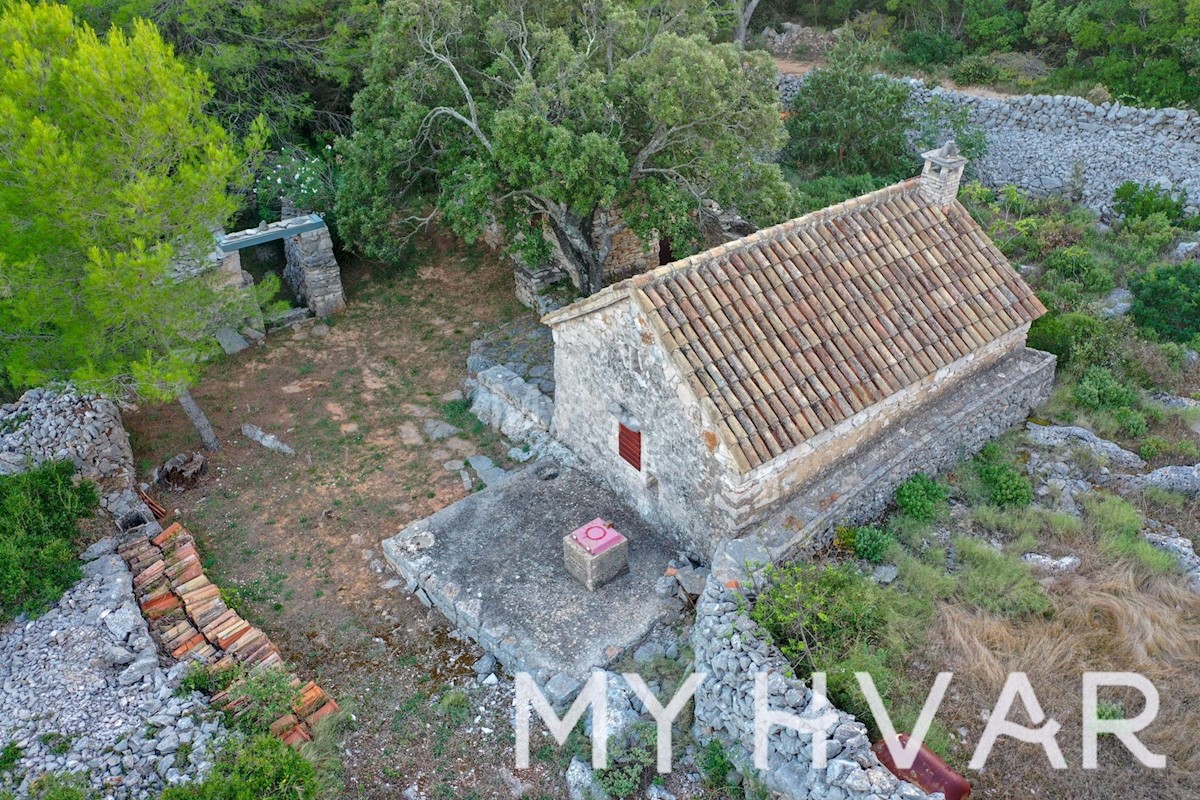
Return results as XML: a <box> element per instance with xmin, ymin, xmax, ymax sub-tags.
<box><xmin>469</xmin><ymin>366</ymin><xmax>554</xmax><ymax>443</ymax></box>
<box><xmin>754</xmin><ymin>347</ymin><xmax>1057</xmax><ymax>561</ymax></box>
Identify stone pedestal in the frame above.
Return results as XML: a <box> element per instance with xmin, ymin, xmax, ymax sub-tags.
<box><xmin>563</xmin><ymin>518</ymin><xmax>629</xmax><ymax>591</ymax></box>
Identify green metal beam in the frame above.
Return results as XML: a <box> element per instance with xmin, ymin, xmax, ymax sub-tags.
<box><xmin>215</xmin><ymin>214</ymin><xmax>326</xmax><ymax>253</ymax></box>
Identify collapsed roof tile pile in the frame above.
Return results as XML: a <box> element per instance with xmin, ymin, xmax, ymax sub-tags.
<box><xmin>118</xmin><ymin>522</ymin><xmax>338</xmax><ymax>745</ymax></box>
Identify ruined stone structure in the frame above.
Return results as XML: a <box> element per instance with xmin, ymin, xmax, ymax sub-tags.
<box><xmin>544</xmin><ymin>144</ymin><xmax>1054</xmax><ymax>558</ymax></box>
<box><xmin>777</xmin><ymin>74</ymin><xmax>1200</xmax><ymax>217</ymax></box>
<box><xmin>217</xmin><ymin>213</ymin><xmax>345</xmax><ymax>320</ymax></box>
<box><xmin>515</xmin><ymin>212</ymin><xmax>663</xmax><ymax>313</ymax></box>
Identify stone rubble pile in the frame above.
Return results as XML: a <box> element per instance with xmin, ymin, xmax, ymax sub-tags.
<box><xmin>761</xmin><ymin>23</ymin><xmax>836</xmax><ymax>58</ymax></box>
<box><xmin>0</xmin><ymin>388</ymin><xmax>134</xmax><ymax>511</ymax></box>
<box><xmin>0</xmin><ymin>538</ymin><xmax>224</xmax><ymax>799</ymax></box>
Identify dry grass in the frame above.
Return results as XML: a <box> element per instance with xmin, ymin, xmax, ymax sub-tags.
<box><xmin>918</xmin><ymin>523</ymin><xmax>1200</xmax><ymax>797</ymax></box>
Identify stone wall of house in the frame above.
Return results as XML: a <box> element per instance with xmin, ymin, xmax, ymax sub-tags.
<box><xmin>777</xmin><ymin>74</ymin><xmax>1200</xmax><ymax>217</ymax></box>
<box><xmin>602</xmin><ymin>223</ymin><xmax>659</xmax><ymax>283</ymax></box>
<box><xmin>551</xmin><ymin>297</ymin><xmax>1055</xmax><ymax>559</ymax></box>
<box><xmin>550</xmin><ymin>296</ymin><xmax>733</xmax><ymax>558</ymax></box>
<box><xmin>692</xmin><ymin>539</ymin><xmax>932</xmax><ymax>800</ymax></box>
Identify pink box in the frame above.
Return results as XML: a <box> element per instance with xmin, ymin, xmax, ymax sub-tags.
<box><xmin>572</xmin><ymin>518</ymin><xmax>624</xmax><ymax>555</ymax></box>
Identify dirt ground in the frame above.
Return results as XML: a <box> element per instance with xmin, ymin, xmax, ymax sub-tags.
<box><xmin>124</xmin><ymin>235</ymin><xmax>736</xmax><ymax>800</ymax></box>
<box><xmin>124</xmin><ymin>235</ymin><xmax>581</xmax><ymax>799</ymax></box>
<box><xmin>773</xmin><ymin>55</ymin><xmax>1018</xmax><ymax>99</ymax></box>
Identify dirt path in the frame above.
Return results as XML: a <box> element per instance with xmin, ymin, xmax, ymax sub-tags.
<box><xmin>774</xmin><ymin>55</ymin><xmax>1021</xmax><ymax>99</ymax></box>
<box><xmin>124</xmin><ymin>235</ymin><xmax>569</xmax><ymax>798</ymax></box>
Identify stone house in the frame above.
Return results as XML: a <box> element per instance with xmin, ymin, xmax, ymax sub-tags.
<box><xmin>543</xmin><ymin>143</ymin><xmax>1054</xmax><ymax>558</ymax></box>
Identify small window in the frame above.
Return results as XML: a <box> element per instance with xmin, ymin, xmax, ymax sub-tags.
<box><xmin>618</xmin><ymin>423</ymin><xmax>642</xmax><ymax>471</ymax></box>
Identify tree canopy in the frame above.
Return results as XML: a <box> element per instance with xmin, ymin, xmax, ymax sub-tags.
<box><xmin>336</xmin><ymin>0</ymin><xmax>793</xmax><ymax>294</ymax></box>
<box><xmin>0</xmin><ymin>1</ymin><xmax>246</xmax><ymax>448</ymax></box>
<box><xmin>67</xmin><ymin>0</ymin><xmax>381</xmax><ymax>141</ymax></box>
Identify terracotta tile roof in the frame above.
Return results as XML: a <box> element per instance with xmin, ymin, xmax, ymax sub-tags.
<box><xmin>550</xmin><ymin>179</ymin><xmax>1045</xmax><ymax>472</ymax></box>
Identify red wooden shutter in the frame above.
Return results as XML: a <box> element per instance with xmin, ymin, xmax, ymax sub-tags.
<box><xmin>618</xmin><ymin>423</ymin><xmax>641</xmax><ymax>471</ymax></box>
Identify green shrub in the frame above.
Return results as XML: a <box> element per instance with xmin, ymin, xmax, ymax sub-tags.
<box><xmin>24</xmin><ymin>773</ymin><xmax>95</xmax><ymax>800</ymax></box>
<box><xmin>1112</xmin><ymin>181</ymin><xmax>1187</xmax><ymax>223</ymax></box>
<box><xmin>1130</xmin><ymin>262</ymin><xmax>1200</xmax><ymax>343</ymax></box>
<box><xmin>901</xmin><ymin>30</ymin><xmax>963</xmax><ymax>67</ymax></box>
<box><xmin>0</xmin><ymin>461</ymin><xmax>99</xmax><ymax>621</ymax></box>
<box><xmin>1073</xmin><ymin>366</ymin><xmax>1139</xmax><ymax>411</ymax></box>
<box><xmin>178</xmin><ymin>661</ymin><xmax>243</xmax><ymax>696</ymax></box>
<box><xmin>751</xmin><ymin>563</ymin><xmax>889</xmax><ymax>674</ymax></box>
<box><xmin>953</xmin><ymin>537</ymin><xmax>1050</xmax><ymax>617</ymax></box>
<box><xmin>698</xmin><ymin>739</ymin><xmax>733</xmax><ymax>789</ymax></box>
<box><xmin>1111</xmin><ymin>407</ymin><xmax>1148</xmax><ymax>437</ymax></box>
<box><xmin>0</xmin><ymin>742</ymin><xmax>22</xmax><ymax>773</ymax></box>
<box><xmin>950</xmin><ymin>53</ymin><xmax>999</xmax><ymax>85</ymax></box>
<box><xmin>977</xmin><ymin>461</ymin><xmax>1033</xmax><ymax>508</ymax></box>
<box><xmin>785</xmin><ymin>41</ymin><xmax>914</xmax><ymax>179</ymax></box>
<box><xmin>1041</xmin><ymin>245</ymin><xmax>1113</xmax><ymax>293</ymax></box>
<box><xmin>789</xmin><ymin>173</ymin><xmax>895</xmax><ymax>215</ymax></box>
<box><xmin>161</xmin><ymin>736</ymin><xmax>317</xmax><ymax>800</ymax></box>
<box><xmin>596</xmin><ymin>722</ymin><xmax>657</xmax><ymax>798</ymax></box>
<box><xmin>912</xmin><ymin>96</ymin><xmax>988</xmax><ymax>163</ymax></box>
<box><xmin>852</xmin><ymin>526</ymin><xmax>896</xmax><ymax>564</ymax></box>
<box><xmin>1026</xmin><ymin>311</ymin><xmax>1102</xmax><ymax>367</ymax></box>
<box><xmin>435</xmin><ymin>689</ymin><xmax>471</xmax><ymax>725</ymax></box>
<box><xmin>223</xmin><ymin>668</ymin><xmax>301</xmax><ymax>735</ymax></box>
<box><xmin>1138</xmin><ymin>436</ymin><xmax>1171</xmax><ymax>461</ymax></box>
<box><xmin>894</xmin><ymin>473</ymin><xmax>948</xmax><ymax>522</ymax></box>
<box><xmin>1116</xmin><ymin>212</ymin><xmax>1177</xmax><ymax>255</ymax></box>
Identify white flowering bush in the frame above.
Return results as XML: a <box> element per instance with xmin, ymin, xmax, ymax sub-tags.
<box><xmin>256</xmin><ymin>145</ymin><xmax>337</xmax><ymax>221</ymax></box>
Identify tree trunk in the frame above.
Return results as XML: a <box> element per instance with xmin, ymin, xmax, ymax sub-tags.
<box><xmin>548</xmin><ymin>213</ymin><xmax>605</xmax><ymax>297</ymax></box>
<box><xmin>177</xmin><ymin>387</ymin><xmax>220</xmax><ymax>451</ymax></box>
<box><xmin>735</xmin><ymin>0</ymin><xmax>761</xmax><ymax>50</ymax></box>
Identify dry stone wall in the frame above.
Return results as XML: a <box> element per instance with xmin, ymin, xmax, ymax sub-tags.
<box><xmin>692</xmin><ymin>539</ymin><xmax>933</xmax><ymax>800</ymax></box>
<box><xmin>777</xmin><ymin>74</ymin><xmax>1200</xmax><ymax>216</ymax></box>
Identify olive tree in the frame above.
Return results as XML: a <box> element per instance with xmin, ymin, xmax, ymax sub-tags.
<box><xmin>336</xmin><ymin>0</ymin><xmax>792</xmax><ymax>295</ymax></box>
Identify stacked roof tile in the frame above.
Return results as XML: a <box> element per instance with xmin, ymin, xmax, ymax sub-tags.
<box><xmin>118</xmin><ymin>522</ymin><xmax>338</xmax><ymax>745</ymax></box>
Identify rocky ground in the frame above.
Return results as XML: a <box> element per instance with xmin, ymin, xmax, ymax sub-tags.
<box><xmin>0</xmin><ymin>539</ymin><xmax>225</xmax><ymax>799</ymax></box>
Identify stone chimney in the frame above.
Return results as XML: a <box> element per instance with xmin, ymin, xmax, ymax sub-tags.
<box><xmin>919</xmin><ymin>140</ymin><xmax>968</xmax><ymax>207</ymax></box>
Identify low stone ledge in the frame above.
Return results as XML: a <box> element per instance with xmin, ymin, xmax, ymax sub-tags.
<box><xmin>756</xmin><ymin>348</ymin><xmax>1056</xmax><ymax>561</ymax></box>
<box><xmin>469</xmin><ymin>365</ymin><xmax>554</xmax><ymax>442</ymax></box>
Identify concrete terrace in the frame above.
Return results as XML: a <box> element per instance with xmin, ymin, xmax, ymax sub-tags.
<box><xmin>381</xmin><ymin>459</ymin><xmax>682</xmax><ymax>685</ymax></box>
